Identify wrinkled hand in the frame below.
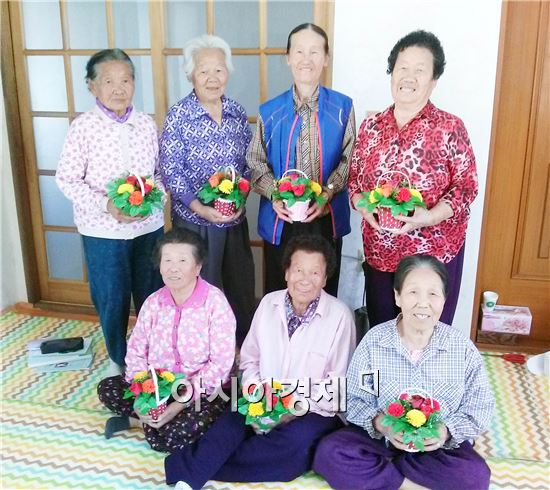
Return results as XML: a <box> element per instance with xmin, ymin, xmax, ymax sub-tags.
<box><xmin>251</xmin><ymin>413</ymin><xmax>296</xmax><ymax>435</ymax></box>
<box><xmin>272</xmin><ymin>199</ymin><xmax>293</xmax><ymax>223</ymax></box>
<box><xmin>192</xmin><ymin>201</ymin><xmax>242</xmax><ymax>224</ymax></box>
<box><xmin>422</xmin><ymin>424</ymin><xmax>449</xmax><ymax>452</ymax></box>
<box><xmin>393</xmin><ymin>206</ymin><xmax>434</xmax><ymax>235</ymax></box>
<box><xmin>137</xmin><ymin>402</ymin><xmax>183</xmax><ymax>430</ymax></box>
<box><xmin>352</xmin><ymin>194</ymin><xmax>382</xmax><ymax>232</ymax></box>
<box><xmin>107</xmin><ymin>199</ymin><xmax>144</xmax><ymax>223</ymax></box>
<box><xmin>302</xmin><ymin>193</ymin><xmax>330</xmax><ymax>223</ymax></box>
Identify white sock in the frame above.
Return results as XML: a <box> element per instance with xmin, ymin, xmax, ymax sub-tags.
<box><xmin>105</xmin><ymin>360</ymin><xmax>124</xmax><ymax>377</ymax></box>
<box><xmin>175</xmin><ymin>482</ymin><xmax>192</xmax><ymax>490</ymax></box>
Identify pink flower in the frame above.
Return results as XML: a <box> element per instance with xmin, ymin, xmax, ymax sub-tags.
<box><xmin>292</xmin><ymin>184</ymin><xmax>306</xmax><ymax>196</ymax></box>
<box><xmin>279</xmin><ymin>181</ymin><xmax>292</xmax><ymax>192</ymax></box>
<box><xmin>410</xmin><ymin>395</ymin><xmax>424</xmax><ymax>409</ymax></box>
<box><xmin>399</xmin><ymin>393</ymin><xmax>408</xmax><ymax>400</ymax></box>
<box><xmin>129</xmin><ymin>382</ymin><xmax>142</xmax><ymax>396</ymax></box>
<box><xmin>238</xmin><ymin>179</ymin><xmax>250</xmax><ymax>193</ymax></box>
<box><xmin>387</xmin><ymin>402</ymin><xmax>405</xmax><ymax>417</ymax></box>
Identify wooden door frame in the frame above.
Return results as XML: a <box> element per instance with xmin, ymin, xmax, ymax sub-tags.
<box><xmin>471</xmin><ymin>1</ymin><xmax>549</xmax><ymax>352</ymax></box>
<box><xmin>1</xmin><ymin>1</ymin><xmax>40</xmax><ymax>303</ymax></box>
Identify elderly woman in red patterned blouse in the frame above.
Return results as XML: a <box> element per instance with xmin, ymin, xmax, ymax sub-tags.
<box><xmin>349</xmin><ymin>30</ymin><xmax>477</xmax><ymax>330</ymax></box>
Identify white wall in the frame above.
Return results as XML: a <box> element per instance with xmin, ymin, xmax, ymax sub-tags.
<box><xmin>0</xmin><ymin>73</ymin><xmax>28</xmax><ymax>310</ymax></box>
<box><xmin>333</xmin><ymin>0</ymin><xmax>502</xmax><ymax>336</ymax></box>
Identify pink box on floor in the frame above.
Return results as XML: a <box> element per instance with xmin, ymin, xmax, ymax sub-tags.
<box><xmin>480</xmin><ymin>305</ymin><xmax>532</xmax><ymax>335</ymax></box>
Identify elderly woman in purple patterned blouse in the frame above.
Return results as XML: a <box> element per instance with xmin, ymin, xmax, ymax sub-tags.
<box><xmin>160</xmin><ymin>34</ymin><xmax>255</xmax><ymax>346</ymax></box>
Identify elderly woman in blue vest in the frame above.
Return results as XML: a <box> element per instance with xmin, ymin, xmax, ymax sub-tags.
<box><xmin>248</xmin><ymin>23</ymin><xmax>356</xmax><ymax>296</ymax></box>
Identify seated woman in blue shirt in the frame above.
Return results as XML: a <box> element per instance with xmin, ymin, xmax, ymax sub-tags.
<box><xmin>313</xmin><ymin>254</ymin><xmax>494</xmax><ymax>490</ymax></box>
<box><xmin>159</xmin><ymin>34</ymin><xmax>255</xmax><ymax>346</ymax></box>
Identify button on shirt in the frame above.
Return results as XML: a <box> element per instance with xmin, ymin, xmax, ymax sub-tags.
<box><xmin>346</xmin><ymin>316</ymin><xmax>494</xmax><ymax>447</ymax></box>
<box><xmin>124</xmin><ymin>278</ymin><xmax>236</xmax><ymax>396</ymax></box>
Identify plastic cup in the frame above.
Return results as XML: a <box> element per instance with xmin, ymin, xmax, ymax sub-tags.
<box><xmin>483</xmin><ymin>291</ymin><xmax>499</xmax><ymax>311</ymax></box>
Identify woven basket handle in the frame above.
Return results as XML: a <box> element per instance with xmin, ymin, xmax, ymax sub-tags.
<box><xmin>131</xmin><ymin>173</ymin><xmax>146</xmax><ymax>195</ymax></box>
<box><xmin>149</xmin><ymin>365</ymin><xmax>161</xmax><ymax>405</ymax></box>
<box><xmin>399</xmin><ymin>387</ymin><xmax>434</xmax><ymax>408</ymax></box>
<box><xmin>281</xmin><ymin>169</ymin><xmax>309</xmax><ymax>180</ymax></box>
<box><xmin>375</xmin><ymin>170</ymin><xmax>410</xmax><ymax>189</ymax></box>
<box><xmin>223</xmin><ymin>165</ymin><xmax>236</xmax><ymax>183</ymax></box>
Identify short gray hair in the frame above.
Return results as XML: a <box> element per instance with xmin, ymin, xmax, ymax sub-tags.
<box><xmin>183</xmin><ymin>34</ymin><xmax>234</xmax><ymax>81</ymax></box>
<box><xmin>85</xmin><ymin>48</ymin><xmax>135</xmax><ymax>82</ymax></box>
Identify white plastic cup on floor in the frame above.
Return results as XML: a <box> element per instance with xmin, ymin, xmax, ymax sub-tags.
<box><xmin>482</xmin><ymin>291</ymin><xmax>499</xmax><ymax>311</ymax></box>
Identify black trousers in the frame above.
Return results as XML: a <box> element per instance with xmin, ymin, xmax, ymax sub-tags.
<box><xmin>263</xmin><ymin>213</ymin><xmax>342</xmax><ymax>297</ymax></box>
<box><xmin>173</xmin><ymin>216</ymin><xmax>256</xmax><ymax>346</ymax></box>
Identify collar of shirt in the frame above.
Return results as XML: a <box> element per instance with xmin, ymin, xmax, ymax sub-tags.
<box><xmin>157</xmin><ymin>276</ymin><xmax>209</xmax><ymax>309</ymax></box>
<box><xmin>284</xmin><ymin>292</ymin><xmax>320</xmax><ymax>326</ymax></box>
<box><xmin>93</xmin><ymin>104</ymin><xmax>137</xmax><ymax>126</ymax></box>
<box><xmin>185</xmin><ymin>91</ymin><xmax>241</xmax><ymax>121</ymax></box>
<box><xmin>378</xmin><ymin>314</ymin><xmax>452</xmax><ymax>355</ymax></box>
<box><xmin>95</xmin><ymin>98</ymin><xmax>133</xmax><ymax>123</ymax></box>
<box><xmin>292</xmin><ymin>84</ymin><xmax>320</xmax><ymax>113</ymax></box>
<box><xmin>374</xmin><ymin>100</ymin><xmax>436</xmax><ymax>128</ymax></box>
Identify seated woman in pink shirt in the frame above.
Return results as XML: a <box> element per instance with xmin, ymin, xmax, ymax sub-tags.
<box><xmin>97</xmin><ymin>228</ymin><xmax>236</xmax><ymax>452</ymax></box>
<box><xmin>165</xmin><ymin>234</ymin><xmax>356</xmax><ymax>489</ymax></box>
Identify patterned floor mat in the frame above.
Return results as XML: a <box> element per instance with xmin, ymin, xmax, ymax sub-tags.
<box><xmin>1</xmin><ymin>312</ymin><xmax>548</xmax><ymax>489</ymax></box>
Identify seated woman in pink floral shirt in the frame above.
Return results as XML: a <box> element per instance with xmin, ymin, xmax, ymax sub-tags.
<box><xmin>97</xmin><ymin>228</ymin><xmax>236</xmax><ymax>452</ymax></box>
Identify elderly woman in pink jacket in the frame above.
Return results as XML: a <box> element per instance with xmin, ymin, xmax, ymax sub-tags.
<box><xmin>97</xmin><ymin>228</ymin><xmax>236</xmax><ymax>452</ymax></box>
<box><xmin>165</xmin><ymin>234</ymin><xmax>356</xmax><ymax>489</ymax></box>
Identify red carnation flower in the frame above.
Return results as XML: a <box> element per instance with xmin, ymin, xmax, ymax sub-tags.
<box><xmin>410</xmin><ymin>395</ymin><xmax>424</xmax><ymax>409</ymax></box>
<box><xmin>238</xmin><ymin>179</ymin><xmax>250</xmax><ymax>193</ymax></box>
<box><xmin>425</xmin><ymin>398</ymin><xmax>440</xmax><ymax>411</ymax></box>
<box><xmin>399</xmin><ymin>393</ymin><xmax>408</xmax><ymax>400</ymax></box>
<box><xmin>420</xmin><ymin>405</ymin><xmax>433</xmax><ymax>418</ymax></box>
<box><xmin>272</xmin><ymin>395</ymin><xmax>279</xmax><ymax>407</ymax></box>
<box><xmin>396</xmin><ymin>188</ymin><xmax>411</xmax><ymax>202</ymax></box>
<box><xmin>293</xmin><ymin>184</ymin><xmax>306</xmax><ymax>196</ymax></box>
<box><xmin>129</xmin><ymin>190</ymin><xmax>143</xmax><ymax>205</ymax></box>
<box><xmin>387</xmin><ymin>402</ymin><xmax>405</xmax><ymax>417</ymax></box>
<box><xmin>126</xmin><ymin>176</ymin><xmax>137</xmax><ymax>185</ymax></box>
<box><xmin>129</xmin><ymin>382</ymin><xmax>142</xmax><ymax>396</ymax></box>
<box><xmin>143</xmin><ymin>183</ymin><xmax>153</xmax><ymax>195</ymax></box>
<box><xmin>279</xmin><ymin>181</ymin><xmax>292</xmax><ymax>192</ymax></box>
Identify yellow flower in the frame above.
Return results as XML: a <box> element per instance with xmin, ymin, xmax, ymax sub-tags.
<box><xmin>248</xmin><ymin>402</ymin><xmax>265</xmax><ymax>417</ymax></box>
<box><xmin>117</xmin><ymin>183</ymin><xmax>135</xmax><ymax>194</ymax></box>
<box><xmin>218</xmin><ymin>179</ymin><xmax>234</xmax><ymax>194</ymax></box>
<box><xmin>406</xmin><ymin>409</ymin><xmax>427</xmax><ymax>428</ymax></box>
<box><xmin>160</xmin><ymin>371</ymin><xmax>175</xmax><ymax>383</ymax></box>
<box><xmin>410</xmin><ymin>189</ymin><xmax>423</xmax><ymax>202</ymax></box>
<box><xmin>369</xmin><ymin>190</ymin><xmax>379</xmax><ymax>203</ymax></box>
<box><xmin>310</xmin><ymin>181</ymin><xmax>322</xmax><ymax>196</ymax></box>
<box><xmin>272</xmin><ymin>381</ymin><xmax>283</xmax><ymax>390</ymax></box>
<box><xmin>133</xmin><ymin>371</ymin><xmax>148</xmax><ymax>382</ymax></box>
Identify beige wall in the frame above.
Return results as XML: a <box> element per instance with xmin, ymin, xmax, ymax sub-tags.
<box><xmin>1</xmin><ymin>72</ymin><xmax>28</xmax><ymax>310</ymax></box>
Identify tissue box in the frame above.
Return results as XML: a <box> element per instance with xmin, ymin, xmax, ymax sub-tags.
<box><xmin>480</xmin><ymin>305</ymin><xmax>532</xmax><ymax>335</ymax></box>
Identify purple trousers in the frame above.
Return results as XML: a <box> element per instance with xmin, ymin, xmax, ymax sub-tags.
<box><xmin>165</xmin><ymin>408</ymin><xmax>342</xmax><ymax>489</ymax></box>
<box><xmin>365</xmin><ymin>246</ymin><xmax>465</xmax><ymax>328</ymax></box>
<box><xmin>313</xmin><ymin>426</ymin><xmax>491</xmax><ymax>490</ymax></box>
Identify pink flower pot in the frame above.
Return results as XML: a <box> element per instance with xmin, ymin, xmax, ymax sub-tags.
<box><xmin>284</xmin><ymin>199</ymin><xmax>309</xmax><ymax>222</ymax></box>
<box><xmin>377</xmin><ymin>206</ymin><xmax>403</xmax><ymax>231</ymax></box>
<box><xmin>214</xmin><ymin>198</ymin><xmax>236</xmax><ymax>217</ymax></box>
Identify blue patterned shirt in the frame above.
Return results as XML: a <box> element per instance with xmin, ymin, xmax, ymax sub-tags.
<box><xmin>346</xmin><ymin>316</ymin><xmax>494</xmax><ymax>448</ymax></box>
<box><xmin>159</xmin><ymin>91</ymin><xmax>251</xmax><ymax>227</ymax></box>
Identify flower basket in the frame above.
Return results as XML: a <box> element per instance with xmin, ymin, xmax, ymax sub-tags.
<box><xmin>382</xmin><ymin>387</ymin><xmax>441</xmax><ymax>452</ymax></box>
<box><xmin>123</xmin><ymin>366</ymin><xmax>185</xmax><ymax>418</ymax></box>
<box><xmin>356</xmin><ymin>171</ymin><xmax>426</xmax><ymax>231</ymax></box>
<box><xmin>271</xmin><ymin>170</ymin><xmax>326</xmax><ymax>222</ymax></box>
<box><xmin>106</xmin><ymin>174</ymin><xmax>163</xmax><ymax>217</ymax></box>
<box><xmin>237</xmin><ymin>380</ymin><xmax>294</xmax><ymax>432</ymax></box>
<box><xmin>197</xmin><ymin>166</ymin><xmax>249</xmax><ymax>215</ymax></box>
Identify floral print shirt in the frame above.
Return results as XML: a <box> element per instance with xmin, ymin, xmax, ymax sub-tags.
<box><xmin>125</xmin><ymin>278</ymin><xmax>236</xmax><ymax>396</ymax></box>
<box><xmin>348</xmin><ymin>101</ymin><xmax>478</xmax><ymax>271</ymax></box>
